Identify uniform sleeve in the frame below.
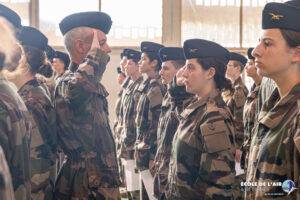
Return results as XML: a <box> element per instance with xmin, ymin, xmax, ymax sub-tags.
<box><xmin>26</xmin><ymin>98</ymin><xmax>57</xmax><ymax>156</ymax></box>
<box><xmin>66</xmin><ymin>48</ymin><xmax>109</xmax><ymax>108</ymax></box>
<box><xmin>0</xmin><ymin>103</ymin><xmax>30</xmax><ymax>196</ymax></box>
<box><xmin>294</xmin><ymin>113</ymin><xmax>300</xmax><ymax>193</ymax></box>
<box><xmin>146</xmin><ymin>85</ymin><xmax>164</xmax><ymax>160</ymax></box>
<box><xmin>0</xmin><ymin>104</ymin><xmax>11</xmax><ymax>166</ymax></box>
<box><xmin>194</xmin><ymin>112</ymin><xmax>236</xmax><ymax>199</ymax></box>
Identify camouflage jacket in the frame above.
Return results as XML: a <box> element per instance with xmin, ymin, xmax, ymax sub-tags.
<box><xmin>241</xmin><ymin>83</ymin><xmax>260</xmax><ymax>170</ymax></box>
<box><xmin>0</xmin><ymin>75</ymin><xmax>31</xmax><ymax>200</ymax></box>
<box><xmin>222</xmin><ymin>77</ymin><xmax>248</xmax><ymax>148</ymax></box>
<box><xmin>246</xmin><ymin>83</ymin><xmax>300</xmax><ymax>199</ymax></box>
<box><xmin>153</xmin><ymin>81</ymin><xmax>193</xmax><ymax>198</ymax></box>
<box><xmin>134</xmin><ymin>75</ymin><xmax>166</xmax><ymax>171</ymax></box>
<box><xmin>119</xmin><ymin>76</ymin><xmax>143</xmax><ymax>160</ymax></box>
<box><xmin>18</xmin><ymin>79</ymin><xmax>57</xmax><ymax>194</ymax></box>
<box><xmin>54</xmin><ymin>48</ymin><xmax>120</xmax><ymax>191</ymax></box>
<box><xmin>113</xmin><ymin>77</ymin><xmax>131</xmax><ymax>149</ymax></box>
<box><xmin>166</xmin><ymin>90</ymin><xmax>236</xmax><ymax>200</ymax></box>
<box><xmin>257</xmin><ymin>77</ymin><xmax>276</xmax><ymax>115</ymax></box>
<box><xmin>0</xmin><ymin>145</ymin><xmax>15</xmax><ymax>200</ymax></box>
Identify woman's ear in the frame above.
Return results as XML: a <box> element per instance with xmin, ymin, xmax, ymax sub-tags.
<box><xmin>150</xmin><ymin>59</ymin><xmax>158</xmax><ymax>70</ymax></box>
<box><xmin>292</xmin><ymin>45</ymin><xmax>300</xmax><ymax>63</ymax></box>
<box><xmin>207</xmin><ymin>66</ymin><xmax>216</xmax><ymax>80</ymax></box>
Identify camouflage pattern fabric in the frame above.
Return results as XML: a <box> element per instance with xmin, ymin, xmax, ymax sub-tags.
<box><xmin>256</xmin><ymin>77</ymin><xmax>276</xmax><ymax>115</ymax></box>
<box><xmin>153</xmin><ymin>82</ymin><xmax>193</xmax><ymax>199</ymax></box>
<box><xmin>53</xmin><ymin>48</ymin><xmax>120</xmax><ymax>200</ymax></box>
<box><xmin>113</xmin><ymin>77</ymin><xmax>131</xmax><ymax>150</ymax></box>
<box><xmin>166</xmin><ymin>90</ymin><xmax>237</xmax><ymax>200</ymax></box>
<box><xmin>246</xmin><ymin>83</ymin><xmax>300</xmax><ymax>199</ymax></box>
<box><xmin>134</xmin><ymin>75</ymin><xmax>166</xmax><ymax>171</ymax></box>
<box><xmin>18</xmin><ymin>79</ymin><xmax>57</xmax><ymax>200</ymax></box>
<box><xmin>222</xmin><ymin>77</ymin><xmax>248</xmax><ymax>148</ymax></box>
<box><xmin>119</xmin><ymin>76</ymin><xmax>143</xmax><ymax>160</ymax></box>
<box><xmin>0</xmin><ymin>145</ymin><xmax>15</xmax><ymax>200</ymax></box>
<box><xmin>0</xmin><ymin>74</ymin><xmax>31</xmax><ymax>200</ymax></box>
<box><xmin>241</xmin><ymin>83</ymin><xmax>260</xmax><ymax>170</ymax></box>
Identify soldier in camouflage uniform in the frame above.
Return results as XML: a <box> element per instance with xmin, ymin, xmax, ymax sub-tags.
<box><xmin>113</xmin><ymin>49</ymin><xmax>130</xmax><ymax>146</ymax></box>
<box><xmin>166</xmin><ymin>39</ymin><xmax>237</xmax><ymax>200</ymax></box>
<box><xmin>240</xmin><ymin>48</ymin><xmax>262</xmax><ymax>170</ymax></box>
<box><xmin>6</xmin><ymin>26</ymin><xmax>57</xmax><ymax>200</ymax></box>
<box><xmin>0</xmin><ymin>145</ymin><xmax>15</xmax><ymax>200</ymax></box>
<box><xmin>152</xmin><ymin>47</ymin><xmax>192</xmax><ymax>199</ymax></box>
<box><xmin>246</xmin><ymin>1</ymin><xmax>300</xmax><ymax>199</ymax></box>
<box><xmin>54</xmin><ymin>12</ymin><xmax>120</xmax><ymax>199</ymax></box>
<box><xmin>223</xmin><ymin>52</ymin><xmax>249</xmax><ymax>150</ymax></box>
<box><xmin>0</xmin><ymin>5</ymin><xmax>31</xmax><ymax>200</ymax></box>
<box><xmin>134</xmin><ymin>41</ymin><xmax>166</xmax><ymax>198</ymax></box>
<box><xmin>119</xmin><ymin>49</ymin><xmax>142</xmax><ymax>160</ymax></box>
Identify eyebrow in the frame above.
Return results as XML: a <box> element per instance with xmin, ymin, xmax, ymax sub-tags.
<box><xmin>260</xmin><ymin>37</ymin><xmax>275</xmax><ymax>42</ymax></box>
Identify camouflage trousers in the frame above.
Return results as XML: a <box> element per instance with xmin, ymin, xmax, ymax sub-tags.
<box><xmin>54</xmin><ymin>159</ymin><xmax>120</xmax><ymax>200</ymax></box>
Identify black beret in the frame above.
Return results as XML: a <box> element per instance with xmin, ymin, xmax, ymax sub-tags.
<box><xmin>18</xmin><ymin>26</ymin><xmax>48</xmax><ymax>51</ymax></box>
<box><xmin>247</xmin><ymin>48</ymin><xmax>255</xmax><ymax>60</ymax></box>
<box><xmin>59</xmin><ymin>11</ymin><xmax>112</xmax><ymax>35</ymax></box>
<box><xmin>229</xmin><ymin>52</ymin><xmax>247</xmax><ymax>66</ymax></box>
<box><xmin>124</xmin><ymin>49</ymin><xmax>141</xmax><ymax>61</ymax></box>
<box><xmin>141</xmin><ymin>41</ymin><xmax>164</xmax><ymax>55</ymax></box>
<box><xmin>262</xmin><ymin>2</ymin><xmax>300</xmax><ymax>32</ymax></box>
<box><xmin>183</xmin><ymin>39</ymin><xmax>229</xmax><ymax>65</ymax></box>
<box><xmin>55</xmin><ymin>51</ymin><xmax>70</xmax><ymax>67</ymax></box>
<box><xmin>0</xmin><ymin>4</ymin><xmax>21</xmax><ymax>29</ymax></box>
<box><xmin>45</xmin><ymin>45</ymin><xmax>56</xmax><ymax>60</ymax></box>
<box><xmin>159</xmin><ymin>47</ymin><xmax>185</xmax><ymax>62</ymax></box>
<box><xmin>120</xmin><ymin>48</ymin><xmax>130</xmax><ymax>59</ymax></box>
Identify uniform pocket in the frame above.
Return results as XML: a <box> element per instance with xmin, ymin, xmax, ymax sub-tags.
<box><xmin>200</xmin><ymin>120</ymin><xmax>232</xmax><ymax>153</ymax></box>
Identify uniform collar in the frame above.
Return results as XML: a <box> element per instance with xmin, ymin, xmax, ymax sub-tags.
<box><xmin>259</xmin><ymin>83</ymin><xmax>300</xmax><ymax>129</ymax></box>
<box><xmin>181</xmin><ymin>89</ymin><xmax>220</xmax><ymax>119</ymax></box>
<box><xmin>233</xmin><ymin>76</ymin><xmax>243</xmax><ymax>87</ymax></box>
<box><xmin>18</xmin><ymin>78</ymin><xmax>39</xmax><ymax>94</ymax></box>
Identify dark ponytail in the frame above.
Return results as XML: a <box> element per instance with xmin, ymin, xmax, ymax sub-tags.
<box><xmin>197</xmin><ymin>57</ymin><xmax>232</xmax><ymax>90</ymax></box>
<box><xmin>22</xmin><ymin>45</ymin><xmax>52</xmax><ymax>77</ymax></box>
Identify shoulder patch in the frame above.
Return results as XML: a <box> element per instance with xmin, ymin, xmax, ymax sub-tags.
<box><xmin>147</xmin><ymin>85</ymin><xmax>163</xmax><ymax>109</ymax></box>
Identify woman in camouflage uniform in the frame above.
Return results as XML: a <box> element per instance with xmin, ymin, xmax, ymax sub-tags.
<box><xmin>166</xmin><ymin>39</ymin><xmax>237</xmax><ymax>200</ymax></box>
<box><xmin>6</xmin><ymin>26</ymin><xmax>57</xmax><ymax>200</ymax></box>
<box><xmin>246</xmin><ymin>1</ymin><xmax>300</xmax><ymax>199</ymax></box>
<box><xmin>240</xmin><ymin>48</ymin><xmax>262</xmax><ymax>170</ymax></box>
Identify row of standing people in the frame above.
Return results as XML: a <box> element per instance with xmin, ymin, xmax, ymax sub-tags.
<box><xmin>113</xmin><ymin>1</ymin><xmax>300</xmax><ymax>199</ymax></box>
<box><xmin>0</xmin><ymin>4</ymin><xmax>120</xmax><ymax>200</ymax></box>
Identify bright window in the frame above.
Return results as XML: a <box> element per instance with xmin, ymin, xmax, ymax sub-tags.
<box><xmin>39</xmin><ymin>0</ymin><xmax>99</xmax><ymax>46</ymax></box>
<box><xmin>101</xmin><ymin>0</ymin><xmax>162</xmax><ymax>47</ymax></box>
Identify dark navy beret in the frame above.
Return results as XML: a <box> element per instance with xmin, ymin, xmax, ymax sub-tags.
<box><xmin>229</xmin><ymin>52</ymin><xmax>247</xmax><ymax>66</ymax></box>
<box><xmin>55</xmin><ymin>51</ymin><xmax>70</xmax><ymax>67</ymax></box>
<box><xmin>247</xmin><ymin>48</ymin><xmax>255</xmax><ymax>60</ymax></box>
<box><xmin>183</xmin><ymin>39</ymin><xmax>229</xmax><ymax>65</ymax></box>
<box><xmin>18</xmin><ymin>26</ymin><xmax>48</xmax><ymax>51</ymax></box>
<box><xmin>262</xmin><ymin>2</ymin><xmax>300</xmax><ymax>32</ymax></box>
<box><xmin>120</xmin><ymin>48</ymin><xmax>130</xmax><ymax>59</ymax></box>
<box><xmin>59</xmin><ymin>11</ymin><xmax>112</xmax><ymax>35</ymax></box>
<box><xmin>0</xmin><ymin>4</ymin><xmax>21</xmax><ymax>28</ymax></box>
<box><xmin>45</xmin><ymin>45</ymin><xmax>56</xmax><ymax>60</ymax></box>
<box><xmin>141</xmin><ymin>41</ymin><xmax>164</xmax><ymax>54</ymax></box>
<box><xmin>159</xmin><ymin>47</ymin><xmax>185</xmax><ymax>62</ymax></box>
<box><xmin>125</xmin><ymin>49</ymin><xmax>141</xmax><ymax>61</ymax></box>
